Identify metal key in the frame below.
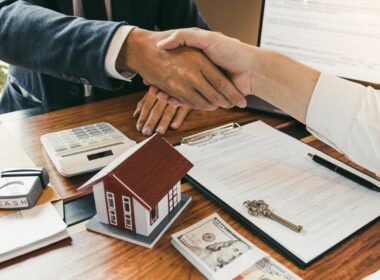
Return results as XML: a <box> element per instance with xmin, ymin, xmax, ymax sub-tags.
<box><xmin>243</xmin><ymin>200</ymin><xmax>303</xmax><ymax>233</ymax></box>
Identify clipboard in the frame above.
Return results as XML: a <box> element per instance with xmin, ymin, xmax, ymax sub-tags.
<box><xmin>177</xmin><ymin>121</ymin><xmax>380</xmax><ymax>268</ymax></box>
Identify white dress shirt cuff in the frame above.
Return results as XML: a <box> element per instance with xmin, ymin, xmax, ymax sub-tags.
<box><xmin>306</xmin><ymin>73</ymin><xmax>380</xmax><ymax>175</ymax></box>
<box><xmin>105</xmin><ymin>25</ymin><xmax>137</xmax><ymax>82</ymax></box>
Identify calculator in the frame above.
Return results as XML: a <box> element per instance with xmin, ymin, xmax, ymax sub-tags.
<box><xmin>41</xmin><ymin>122</ymin><xmax>136</xmax><ymax>177</ymax></box>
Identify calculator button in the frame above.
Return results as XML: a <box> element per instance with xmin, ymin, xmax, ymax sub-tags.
<box><xmin>53</xmin><ymin>146</ymin><xmax>67</xmax><ymax>152</ymax></box>
<box><xmin>68</xmin><ymin>143</ymin><xmax>81</xmax><ymax>149</ymax></box>
<box><xmin>110</xmin><ymin>133</ymin><xmax>124</xmax><ymax>139</ymax></box>
<box><xmin>89</xmin><ymin>131</ymin><xmax>101</xmax><ymax>136</ymax></box>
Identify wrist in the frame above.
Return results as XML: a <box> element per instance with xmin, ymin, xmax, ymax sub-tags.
<box><xmin>247</xmin><ymin>47</ymin><xmax>267</xmax><ymax>95</ymax></box>
<box><xmin>116</xmin><ymin>28</ymin><xmax>153</xmax><ymax>73</ymax></box>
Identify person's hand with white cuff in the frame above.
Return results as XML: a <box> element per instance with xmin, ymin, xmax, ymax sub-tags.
<box><xmin>134</xmin><ymin>85</ymin><xmax>192</xmax><ymax>136</ymax></box>
<box><xmin>156</xmin><ymin>28</ymin><xmax>380</xmax><ymax>176</ymax></box>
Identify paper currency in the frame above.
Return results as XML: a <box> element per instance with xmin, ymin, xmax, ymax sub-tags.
<box><xmin>172</xmin><ymin>213</ymin><xmax>301</xmax><ymax>280</ymax></box>
<box><xmin>176</xmin><ymin>215</ymin><xmax>252</xmax><ymax>272</ymax></box>
<box><xmin>234</xmin><ymin>257</ymin><xmax>300</xmax><ymax>280</ymax></box>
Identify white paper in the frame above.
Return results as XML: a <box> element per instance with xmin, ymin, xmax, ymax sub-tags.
<box><xmin>0</xmin><ymin>203</ymin><xmax>68</xmax><ymax>262</ymax></box>
<box><xmin>177</xmin><ymin>121</ymin><xmax>380</xmax><ymax>264</ymax></box>
<box><xmin>0</xmin><ymin>124</ymin><xmax>35</xmax><ymax>169</ymax></box>
<box><xmin>363</xmin><ymin>269</ymin><xmax>380</xmax><ymax>280</ymax></box>
<box><xmin>260</xmin><ymin>0</ymin><xmax>380</xmax><ymax>84</ymax></box>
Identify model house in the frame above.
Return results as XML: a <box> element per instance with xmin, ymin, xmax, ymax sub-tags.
<box><xmin>78</xmin><ymin>134</ymin><xmax>193</xmax><ymax>237</ymax></box>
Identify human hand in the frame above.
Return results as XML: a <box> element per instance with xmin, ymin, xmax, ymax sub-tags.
<box><xmin>158</xmin><ymin>28</ymin><xmax>321</xmax><ymax>124</ymax></box>
<box><xmin>117</xmin><ymin>28</ymin><xmax>247</xmax><ymax>111</ymax></box>
<box><xmin>134</xmin><ymin>86</ymin><xmax>192</xmax><ymax>136</ymax></box>
<box><xmin>157</xmin><ymin>28</ymin><xmax>257</xmax><ymax>96</ymax></box>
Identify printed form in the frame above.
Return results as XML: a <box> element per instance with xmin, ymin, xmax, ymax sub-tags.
<box><xmin>260</xmin><ymin>0</ymin><xmax>380</xmax><ymax>84</ymax></box>
<box><xmin>177</xmin><ymin>121</ymin><xmax>380</xmax><ymax>263</ymax></box>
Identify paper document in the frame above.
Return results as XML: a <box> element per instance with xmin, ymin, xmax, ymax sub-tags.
<box><xmin>176</xmin><ymin>121</ymin><xmax>380</xmax><ymax>264</ymax></box>
<box><xmin>0</xmin><ymin>202</ymin><xmax>69</xmax><ymax>263</ymax></box>
<box><xmin>260</xmin><ymin>0</ymin><xmax>380</xmax><ymax>84</ymax></box>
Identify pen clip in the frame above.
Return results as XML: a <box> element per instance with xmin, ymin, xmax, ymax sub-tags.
<box><xmin>181</xmin><ymin>123</ymin><xmax>241</xmax><ymax>145</ymax></box>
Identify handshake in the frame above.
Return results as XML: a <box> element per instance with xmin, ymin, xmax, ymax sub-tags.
<box><xmin>118</xmin><ymin>28</ymin><xmax>320</xmax><ymax>135</ymax></box>
<box><xmin>116</xmin><ymin>28</ymin><xmax>261</xmax><ymax>135</ymax></box>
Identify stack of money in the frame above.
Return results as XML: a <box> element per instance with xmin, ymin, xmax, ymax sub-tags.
<box><xmin>172</xmin><ymin>213</ymin><xmax>301</xmax><ymax>280</ymax></box>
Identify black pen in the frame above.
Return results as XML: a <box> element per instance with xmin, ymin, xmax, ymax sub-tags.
<box><xmin>307</xmin><ymin>153</ymin><xmax>380</xmax><ymax>192</ymax></box>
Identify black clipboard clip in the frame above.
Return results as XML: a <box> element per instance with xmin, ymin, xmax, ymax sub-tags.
<box><xmin>181</xmin><ymin>123</ymin><xmax>241</xmax><ymax>145</ymax></box>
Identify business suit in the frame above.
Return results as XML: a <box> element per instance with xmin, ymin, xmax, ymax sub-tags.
<box><xmin>0</xmin><ymin>0</ymin><xmax>208</xmax><ymax>113</ymax></box>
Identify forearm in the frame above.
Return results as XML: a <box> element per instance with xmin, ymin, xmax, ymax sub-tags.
<box><xmin>0</xmin><ymin>1</ymin><xmax>124</xmax><ymax>89</ymax></box>
<box><xmin>252</xmin><ymin>48</ymin><xmax>379</xmax><ymax>174</ymax></box>
<box><xmin>251</xmin><ymin>48</ymin><xmax>320</xmax><ymax>123</ymax></box>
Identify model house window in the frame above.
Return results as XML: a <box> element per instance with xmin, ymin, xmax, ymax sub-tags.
<box><xmin>150</xmin><ymin>205</ymin><xmax>159</xmax><ymax>225</ymax></box>
<box><xmin>122</xmin><ymin>196</ymin><xmax>131</xmax><ymax>213</ymax></box>
<box><xmin>168</xmin><ymin>186</ymin><xmax>178</xmax><ymax>213</ymax></box>
<box><xmin>173</xmin><ymin>187</ymin><xmax>178</xmax><ymax>206</ymax></box>
<box><xmin>106</xmin><ymin>192</ymin><xmax>117</xmax><ymax>226</ymax></box>
<box><xmin>106</xmin><ymin>192</ymin><xmax>115</xmax><ymax>209</ymax></box>
<box><xmin>109</xmin><ymin>209</ymin><xmax>117</xmax><ymax>226</ymax></box>
<box><xmin>122</xmin><ymin>196</ymin><xmax>133</xmax><ymax>230</ymax></box>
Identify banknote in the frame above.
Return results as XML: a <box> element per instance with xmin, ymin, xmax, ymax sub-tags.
<box><xmin>172</xmin><ymin>213</ymin><xmax>301</xmax><ymax>280</ymax></box>
<box><xmin>234</xmin><ymin>256</ymin><xmax>301</xmax><ymax>280</ymax></box>
<box><xmin>175</xmin><ymin>215</ymin><xmax>253</xmax><ymax>272</ymax></box>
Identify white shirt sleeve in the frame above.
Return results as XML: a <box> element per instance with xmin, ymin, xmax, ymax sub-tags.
<box><xmin>104</xmin><ymin>25</ymin><xmax>137</xmax><ymax>81</ymax></box>
<box><xmin>306</xmin><ymin>73</ymin><xmax>380</xmax><ymax>175</ymax></box>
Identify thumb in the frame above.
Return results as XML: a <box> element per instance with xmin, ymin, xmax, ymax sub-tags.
<box><xmin>157</xmin><ymin>32</ymin><xmax>185</xmax><ymax>50</ymax></box>
<box><xmin>157</xmin><ymin>29</ymin><xmax>211</xmax><ymax>51</ymax></box>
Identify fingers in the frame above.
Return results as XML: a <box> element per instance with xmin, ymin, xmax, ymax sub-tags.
<box><xmin>170</xmin><ymin>105</ymin><xmax>192</xmax><ymax>130</ymax></box>
<box><xmin>133</xmin><ymin>93</ymin><xmax>146</xmax><ymax>118</ymax></box>
<box><xmin>141</xmin><ymin>98</ymin><xmax>167</xmax><ymax>135</ymax></box>
<box><xmin>155</xmin><ymin>106</ymin><xmax>177</xmax><ymax>134</ymax></box>
<box><xmin>135</xmin><ymin>88</ymin><xmax>192</xmax><ymax>135</ymax></box>
<box><xmin>183</xmin><ymin>53</ymin><xmax>245</xmax><ymax>109</ymax></box>
<box><xmin>192</xmin><ymin>70</ymin><xmax>233</xmax><ymax>109</ymax></box>
<box><xmin>201</xmin><ymin>63</ymin><xmax>247</xmax><ymax>108</ymax></box>
<box><xmin>156</xmin><ymin>91</ymin><xmax>170</xmax><ymax>102</ymax></box>
<box><xmin>167</xmin><ymin>97</ymin><xmax>184</xmax><ymax>108</ymax></box>
<box><xmin>135</xmin><ymin>86</ymin><xmax>159</xmax><ymax>131</ymax></box>
<box><xmin>167</xmin><ymin>81</ymin><xmax>215</xmax><ymax>110</ymax></box>
<box><xmin>157</xmin><ymin>29</ymin><xmax>210</xmax><ymax>51</ymax></box>
<box><xmin>157</xmin><ymin>92</ymin><xmax>184</xmax><ymax>108</ymax></box>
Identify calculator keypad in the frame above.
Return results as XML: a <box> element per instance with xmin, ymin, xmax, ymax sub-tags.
<box><xmin>43</xmin><ymin>123</ymin><xmax>126</xmax><ymax>154</ymax></box>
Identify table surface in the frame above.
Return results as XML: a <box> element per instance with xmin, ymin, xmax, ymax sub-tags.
<box><xmin>0</xmin><ymin>92</ymin><xmax>378</xmax><ymax>280</ymax></box>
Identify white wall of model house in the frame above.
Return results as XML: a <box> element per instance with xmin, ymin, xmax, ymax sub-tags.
<box><xmin>133</xmin><ymin>181</ymin><xmax>181</xmax><ymax>236</ymax></box>
<box><xmin>93</xmin><ymin>182</ymin><xmax>108</xmax><ymax>224</ymax></box>
<box><xmin>92</xmin><ymin>181</ymin><xmax>182</xmax><ymax>236</ymax></box>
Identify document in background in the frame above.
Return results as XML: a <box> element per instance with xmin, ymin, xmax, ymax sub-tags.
<box><xmin>260</xmin><ymin>0</ymin><xmax>380</xmax><ymax>84</ymax></box>
<box><xmin>363</xmin><ymin>269</ymin><xmax>380</xmax><ymax>280</ymax></box>
<box><xmin>172</xmin><ymin>213</ymin><xmax>301</xmax><ymax>280</ymax></box>
<box><xmin>0</xmin><ymin>202</ymin><xmax>69</xmax><ymax>263</ymax></box>
<box><xmin>176</xmin><ymin>121</ymin><xmax>380</xmax><ymax>264</ymax></box>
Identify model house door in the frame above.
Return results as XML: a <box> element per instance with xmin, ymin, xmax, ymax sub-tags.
<box><xmin>122</xmin><ymin>196</ymin><xmax>133</xmax><ymax>230</ymax></box>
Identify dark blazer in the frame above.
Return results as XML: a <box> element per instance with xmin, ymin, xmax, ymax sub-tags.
<box><xmin>0</xmin><ymin>0</ymin><xmax>208</xmax><ymax>113</ymax></box>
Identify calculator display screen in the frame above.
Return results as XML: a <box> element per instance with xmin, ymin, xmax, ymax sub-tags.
<box><xmin>87</xmin><ymin>150</ymin><xmax>113</xmax><ymax>161</ymax></box>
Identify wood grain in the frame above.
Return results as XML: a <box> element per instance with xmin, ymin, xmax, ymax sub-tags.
<box><xmin>1</xmin><ymin>91</ymin><xmax>287</xmax><ymax>201</ymax></box>
<box><xmin>0</xmin><ymin>92</ymin><xmax>378</xmax><ymax>279</ymax></box>
<box><xmin>0</xmin><ymin>184</ymin><xmax>378</xmax><ymax>280</ymax></box>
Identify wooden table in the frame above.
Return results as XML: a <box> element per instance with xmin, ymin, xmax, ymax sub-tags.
<box><xmin>0</xmin><ymin>92</ymin><xmax>379</xmax><ymax>279</ymax></box>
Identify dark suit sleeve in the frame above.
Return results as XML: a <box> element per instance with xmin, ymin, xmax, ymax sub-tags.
<box><xmin>0</xmin><ymin>0</ymin><xmax>126</xmax><ymax>89</ymax></box>
<box><xmin>156</xmin><ymin>0</ymin><xmax>209</xmax><ymax>30</ymax></box>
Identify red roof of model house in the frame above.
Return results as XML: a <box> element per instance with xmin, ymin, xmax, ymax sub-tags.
<box><xmin>78</xmin><ymin>134</ymin><xmax>193</xmax><ymax>210</ymax></box>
